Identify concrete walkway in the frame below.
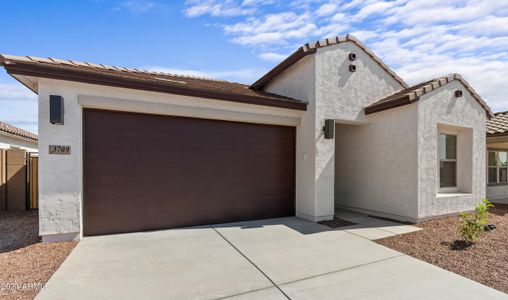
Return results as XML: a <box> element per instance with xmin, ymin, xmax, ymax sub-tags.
<box><xmin>36</xmin><ymin>217</ymin><xmax>507</xmax><ymax>300</ymax></box>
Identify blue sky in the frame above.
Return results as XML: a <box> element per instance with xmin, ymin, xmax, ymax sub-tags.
<box><xmin>1</xmin><ymin>0</ymin><xmax>508</xmax><ymax>133</ymax></box>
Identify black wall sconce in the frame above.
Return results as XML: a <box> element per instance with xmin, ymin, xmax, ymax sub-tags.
<box><xmin>349</xmin><ymin>64</ymin><xmax>357</xmax><ymax>72</ymax></box>
<box><xmin>349</xmin><ymin>53</ymin><xmax>357</xmax><ymax>61</ymax></box>
<box><xmin>50</xmin><ymin>95</ymin><xmax>64</xmax><ymax>125</ymax></box>
<box><xmin>455</xmin><ymin>90</ymin><xmax>463</xmax><ymax>98</ymax></box>
<box><xmin>323</xmin><ymin>119</ymin><xmax>335</xmax><ymax>139</ymax></box>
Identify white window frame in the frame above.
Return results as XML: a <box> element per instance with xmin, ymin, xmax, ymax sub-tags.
<box><xmin>438</xmin><ymin>131</ymin><xmax>458</xmax><ymax>193</ymax></box>
<box><xmin>487</xmin><ymin>150</ymin><xmax>508</xmax><ymax>185</ymax></box>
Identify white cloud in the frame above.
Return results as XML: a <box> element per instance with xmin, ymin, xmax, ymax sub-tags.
<box><xmin>455</xmin><ymin>16</ymin><xmax>508</xmax><ymax>36</ymax></box>
<box><xmin>231</xmin><ymin>32</ymin><xmax>284</xmax><ymax>46</ymax></box>
<box><xmin>330</xmin><ymin>12</ymin><xmax>347</xmax><ymax>22</ymax></box>
<box><xmin>184</xmin><ymin>0</ymin><xmax>256</xmax><ymax>17</ymax></box>
<box><xmin>349</xmin><ymin>30</ymin><xmax>377</xmax><ymax>41</ymax></box>
<box><xmin>0</xmin><ymin>83</ymin><xmax>38</xmax><ymax>133</ymax></box>
<box><xmin>313</xmin><ymin>23</ymin><xmax>349</xmax><ymax>38</ymax></box>
<box><xmin>224</xmin><ymin>12</ymin><xmax>318</xmax><ymax>46</ymax></box>
<box><xmin>0</xmin><ymin>83</ymin><xmax>37</xmax><ymax>100</ymax></box>
<box><xmin>258</xmin><ymin>52</ymin><xmax>287</xmax><ymax>62</ymax></box>
<box><xmin>383</xmin><ymin>0</ymin><xmax>508</xmax><ymax>26</ymax></box>
<box><xmin>241</xmin><ymin>0</ymin><xmax>275</xmax><ymax>6</ymax></box>
<box><xmin>353</xmin><ymin>1</ymin><xmax>393</xmax><ymax>21</ymax></box>
<box><xmin>316</xmin><ymin>3</ymin><xmax>338</xmax><ymax>16</ymax></box>
<box><xmin>187</xmin><ymin>1</ymin><xmax>508</xmax><ymax>111</ymax></box>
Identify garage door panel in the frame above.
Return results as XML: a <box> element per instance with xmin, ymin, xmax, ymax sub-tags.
<box><xmin>83</xmin><ymin>109</ymin><xmax>295</xmax><ymax>236</ymax></box>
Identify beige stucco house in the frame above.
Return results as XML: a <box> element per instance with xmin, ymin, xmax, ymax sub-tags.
<box><xmin>0</xmin><ymin>35</ymin><xmax>497</xmax><ymax>242</ymax></box>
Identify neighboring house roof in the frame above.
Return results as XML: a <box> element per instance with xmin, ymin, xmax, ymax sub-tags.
<box><xmin>364</xmin><ymin>74</ymin><xmax>493</xmax><ymax>117</ymax></box>
<box><xmin>0</xmin><ymin>121</ymin><xmax>38</xmax><ymax>143</ymax></box>
<box><xmin>0</xmin><ymin>55</ymin><xmax>307</xmax><ymax>111</ymax></box>
<box><xmin>487</xmin><ymin>111</ymin><xmax>508</xmax><ymax>137</ymax></box>
<box><xmin>250</xmin><ymin>34</ymin><xmax>408</xmax><ymax>90</ymax></box>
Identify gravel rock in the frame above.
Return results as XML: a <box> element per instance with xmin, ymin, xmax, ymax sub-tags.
<box><xmin>377</xmin><ymin>204</ymin><xmax>508</xmax><ymax>294</ymax></box>
<box><xmin>318</xmin><ymin>218</ymin><xmax>356</xmax><ymax>228</ymax></box>
<box><xmin>485</xmin><ymin>224</ymin><xmax>497</xmax><ymax>231</ymax></box>
<box><xmin>0</xmin><ymin>211</ymin><xmax>76</xmax><ymax>300</ymax></box>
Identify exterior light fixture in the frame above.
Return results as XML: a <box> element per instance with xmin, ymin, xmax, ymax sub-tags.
<box><xmin>50</xmin><ymin>95</ymin><xmax>64</xmax><ymax>125</ymax></box>
<box><xmin>323</xmin><ymin>119</ymin><xmax>335</xmax><ymax>139</ymax></box>
<box><xmin>455</xmin><ymin>90</ymin><xmax>463</xmax><ymax>98</ymax></box>
<box><xmin>349</xmin><ymin>64</ymin><xmax>357</xmax><ymax>72</ymax></box>
<box><xmin>349</xmin><ymin>53</ymin><xmax>357</xmax><ymax>61</ymax></box>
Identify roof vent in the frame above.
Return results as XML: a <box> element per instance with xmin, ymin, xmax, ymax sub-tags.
<box><xmin>349</xmin><ymin>53</ymin><xmax>357</xmax><ymax>61</ymax></box>
<box><xmin>455</xmin><ymin>90</ymin><xmax>463</xmax><ymax>98</ymax></box>
<box><xmin>349</xmin><ymin>64</ymin><xmax>357</xmax><ymax>72</ymax></box>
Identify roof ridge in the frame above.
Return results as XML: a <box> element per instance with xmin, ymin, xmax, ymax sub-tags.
<box><xmin>0</xmin><ymin>54</ymin><xmax>236</xmax><ymax>84</ymax></box>
<box><xmin>251</xmin><ymin>34</ymin><xmax>408</xmax><ymax>89</ymax></box>
<box><xmin>493</xmin><ymin>110</ymin><xmax>508</xmax><ymax>115</ymax></box>
<box><xmin>365</xmin><ymin>73</ymin><xmax>493</xmax><ymax>117</ymax></box>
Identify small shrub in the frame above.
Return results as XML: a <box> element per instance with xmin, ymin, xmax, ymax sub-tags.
<box><xmin>459</xmin><ymin>199</ymin><xmax>494</xmax><ymax>244</ymax></box>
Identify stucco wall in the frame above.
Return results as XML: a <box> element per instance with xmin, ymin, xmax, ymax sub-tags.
<box><xmin>37</xmin><ymin>78</ymin><xmax>302</xmax><ymax>240</ymax></box>
<box><xmin>334</xmin><ymin>78</ymin><xmax>487</xmax><ymax>222</ymax></box>
<box><xmin>0</xmin><ymin>134</ymin><xmax>37</xmax><ymax>151</ymax></box>
<box><xmin>265</xmin><ymin>42</ymin><xmax>404</xmax><ymax>221</ymax></box>
<box><xmin>38</xmin><ymin>81</ymin><xmax>83</xmax><ymax>240</ymax></box>
<box><xmin>486</xmin><ymin>185</ymin><xmax>508</xmax><ymax>203</ymax></box>
<box><xmin>334</xmin><ymin>104</ymin><xmax>419</xmax><ymax>221</ymax></box>
<box><xmin>315</xmin><ymin>42</ymin><xmax>403</xmax><ymax>219</ymax></box>
<box><xmin>315</xmin><ymin>42</ymin><xmax>403</xmax><ymax>123</ymax></box>
<box><xmin>264</xmin><ymin>56</ymin><xmax>319</xmax><ymax>220</ymax></box>
<box><xmin>417</xmin><ymin>80</ymin><xmax>486</xmax><ymax>219</ymax></box>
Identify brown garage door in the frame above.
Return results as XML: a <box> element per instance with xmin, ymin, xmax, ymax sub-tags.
<box><xmin>83</xmin><ymin>109</ymin><xmax>295</xmax><ymax>236</ymax></box>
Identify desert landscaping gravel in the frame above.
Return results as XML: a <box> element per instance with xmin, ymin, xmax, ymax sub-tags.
<box><xmin>0</xmin><ymin>211</ymin><xmax>76</xmax><ymax>300</ymax></box>
<box><xmin>318</xmin><ymin>217</ymin><xmax>356</xmax><ymax>228</ymax></box>
<box><xmin>377</xmin><ymin>203</ymin><xmax>508</xmax><ymax>294</ymax></box>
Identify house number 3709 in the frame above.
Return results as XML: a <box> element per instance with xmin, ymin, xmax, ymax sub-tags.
<box><xmin>49</xmin><ymin>145</ymin><xmax>71</xmax><ymax>155</ymax></box>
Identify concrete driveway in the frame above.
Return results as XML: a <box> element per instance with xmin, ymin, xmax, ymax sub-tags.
<box><xmin>36</xmin><ymin>217</ymin><xmax>507</xmax><ymax>300</ymax></box>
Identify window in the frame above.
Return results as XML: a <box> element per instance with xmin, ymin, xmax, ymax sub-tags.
<box><xmin>439</xmin><ymin>134</ymin><xmax>457</xmax><ymax>188</ymax></box>
<box><xmin>488</xmin><ymin>150</ymin><xmax>508</xmax><ymax>184</ymax></box>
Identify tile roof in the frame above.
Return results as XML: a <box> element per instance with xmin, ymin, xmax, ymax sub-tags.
<box><xmin>251</xmin><ymin>34</ymin><xmax>408</xmax><ymax>90</ymax></box>
<box><xmin>0</xmin><ymin>121</ymin><xmax>38</xmax><ymax>142</ymax></box>
<box><xmin>487</xmin><ymin>111</ymin><xmax>508</xmax><ymax>136</ymax></box>
<box><xmin>364</xmin><ymin>74</ymin><xmax>493</xmax><ymax>117</ymax></box>
<box><xmin>0</xmin><ymin>55</ymin><xmax>307</xmax><ymax>111</ymax></box>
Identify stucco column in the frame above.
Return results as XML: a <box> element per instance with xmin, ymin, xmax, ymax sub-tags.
<box><xmin>314</xmin><ymin>119</ymin><xmax>335</xmax><ymax>220</ymax></box>
<box><xmin>294</xmin><ymin>117</ymin><xmax>336</xmax><ymax>222</ymax></box>
<box><xmin>38</xmin><ymin>81</ymin><xmax>82</xmax><ymax>242</ymax></box>
<box><xmin>294</xmin><ymin>112</ymin><xmax>335</xmax><ymax>222</ymax></box>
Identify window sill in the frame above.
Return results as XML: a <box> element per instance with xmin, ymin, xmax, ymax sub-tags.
<box><xmin>436</xmin><ymin>192</ymin><xmax>473</xmax><ymax>198</ymax></box>
<box><xmin>487</xmin><ymin>183</ymin><xmax>508</xmax><ymax>187</ymax></box>
<box><xmin>439</xmin><ymin>187</ymin><xmax>459</xmax><ymax>193</ymax></box>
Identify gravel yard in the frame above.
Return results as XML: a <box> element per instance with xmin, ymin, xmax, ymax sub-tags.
<box><xmin>0</xmin><ymin>211</ymin><xmax>76</xmax><ymax>300</ymax></box>
<box><xmin>377</xmin><ymin>203</ymin><xmax>508</xmax><ymax>294</ymax></box>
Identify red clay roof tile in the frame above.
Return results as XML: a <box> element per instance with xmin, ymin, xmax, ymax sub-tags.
<box><xmin>0</xmin><ymin>121</ymin><xmax>37</xmax><ymax>142</ymax></box>
<box><xmin>0</xmin><ymin>55</ymin><xmax>307</xmax><ymax>111</ymax></box>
